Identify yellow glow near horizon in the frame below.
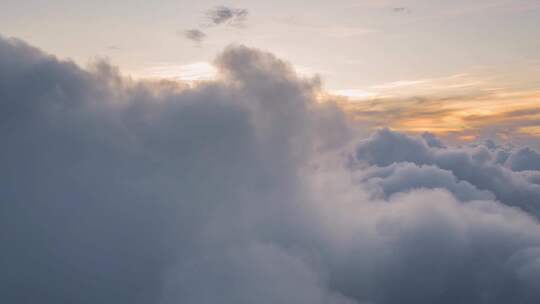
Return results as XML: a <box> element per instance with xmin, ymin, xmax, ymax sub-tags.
<box><xmin>335</xmin><ymin>85</ymin><xmax>540</xmax><ymax>141</ymax></box>
<box><xmin>129</xmin><ymin>59</ymin><xmax>540</xmax><ymax>143</ymax></box>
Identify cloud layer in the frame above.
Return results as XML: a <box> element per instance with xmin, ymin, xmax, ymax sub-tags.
<box><xmin>340</xmin><ymin>86</ymin><xmax>540</xmax><ymax>144</ymax></box>
<box><xmin>2</xmin><ymin>36</ymin><xmax>540</xmax><ymax>304</ymax></box>
<box><xmin>355</xmin><ymin>129</ymin><xmax>540</xmax><ymax>216</ymax></box>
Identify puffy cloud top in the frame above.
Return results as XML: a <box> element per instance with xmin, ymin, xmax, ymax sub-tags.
<box><xmin>507</xmin><ymin>147</ymin><xmax>540</xmax><ymax>172</ymax></box>
<box><xmin>2</xmin><ymin>36</ymin><xmax>540</xmax><ymax>304</ymax></box>
<box><xmin>355</xmin><ymin>129</ymin><xmax>540</xmax><ymax>217</ymax></box>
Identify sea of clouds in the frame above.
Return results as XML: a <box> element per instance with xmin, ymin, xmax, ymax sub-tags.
<box><xmin>2</xmin><ymin>36</ymin><xmax>540</xmax><ymax>304</ymax></box>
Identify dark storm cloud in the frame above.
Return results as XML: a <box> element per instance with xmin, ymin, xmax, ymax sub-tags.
<box><xmin>2</xmin><ymin>36</ymin><xmax>540</xmax><ymax>304</ymax></box>
<box><xmin>205</xmin><ymin>5</ymin><xmax>248</xmax><ymax>27</ymax></box>
<box><xmin>183</xmin><ymin>29</ymin><xmax>207</xmax><ymax>43</ymax></box>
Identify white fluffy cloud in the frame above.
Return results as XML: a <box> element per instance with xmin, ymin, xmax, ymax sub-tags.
<box><xmin>1</xmin><ymin>36</ymin><xmax>540</xmax><ymax>304</ymax></box>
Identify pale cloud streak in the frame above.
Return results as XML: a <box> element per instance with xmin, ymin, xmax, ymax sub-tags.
<box><xmin>337</xmin><ymin>87</ymin><xmax>540</xmax><ymax>144</ymax></box>
<box><xmin>133</xmin><ymin>62</ymin><xmax>217</xmax><ymax>82</ymax></box>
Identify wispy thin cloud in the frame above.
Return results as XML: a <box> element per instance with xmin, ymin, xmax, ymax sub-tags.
<box><xmin>392</xmin><ymin>7</ymin><xmax>411</xmax><ymax>14</ymax></box>
<box><xmin>134</xmin><ymin>62</ymin><xmax>216</xmax><ymax>82</ymax></box>
<box><xmin>107</xmin><ymin>45</ymin><xmax>122</xmax><ymax>51</ymax></box>
<box><xmin>371</xmin><ymin>80</ymin><xmax>427</xmax><ymax>89</ymax></box>
<box><xmin>204</xmin><ymin>6</ymin><xmax>248</xmax><ymax>27</ymax></box>
<box><xmin>338</xmin><ymin>87</ymin><xmax>540</xmax><ymax>142</ymax></box>
<box><xmin>182</xmin><ymin>29</ymin><xmax>207</xmax><ymax>43</ymax></box>
<box><xmin>180</xmin><ymin>6</ymin><xmax>249</xmax><ymax>45</ymax></box>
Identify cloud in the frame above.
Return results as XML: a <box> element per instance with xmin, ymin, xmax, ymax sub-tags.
<box><xmin>392</xmin><ymin>7</ymin><xmax>410</xmax><ymax>14</ymax></box>
<box><xmin>421</xmin><ymin>131</ymin><xmax>447</xmax><ymax>148</ymax></box>
<box><xmin>107</xmin><ymin>45</ymin><xmax>122</xmax><ymax>51</ymax></box>
<box><xmin>356</xmin><ymin>162</ymin><xmax>495</xmax><ymax>202</ymax></box>
<box><xmin>2</xmin><ymin>36</ymin><xmax>540</xmax><ymax>304</ymax></box>
<box><xmin>183</xmin><ymin>29</ymin><xmax>207</xmax><ymax>43</ymax></box>
<box><xmin>340</xmin><ymin>88</ymin><xmax>540</xmax><ymax>144</ymax></box>
<box><xmin>507</xmin><ymin>147</ymin><xmax>540</xmax><ymax>172</ymax></box>
<box><xmin>332</xmin><ymin>73</ymin><xmax>540</xmax><ymax>143</ymax></box>
<box><xmin>180</xmin><ymin>6</ymin><xmax>249</xmax><ymax>45</ymax></box>
<box><xmin>355</xmin><ymin>129</ymin><xmax>540</xmax><ymax>217</ymax></box>
<box><xmin>205</xmin><ymin>6</ymin><xmax>248</xmax><ymax>27</ymax></box>
<box><xmin>137</xmin><ymin>62</ymin><xmax>216</xmax><ymax>81</ymax></box>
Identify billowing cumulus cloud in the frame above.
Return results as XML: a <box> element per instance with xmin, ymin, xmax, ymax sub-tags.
<box><xmin>2</xmin><ymin>36</ymin><xmax>540</xmax><ymax>304</ymax></box>
<box><xmin>507</xmin><ymin>147</ymin><xmax>540</xmax><ymax>172</ymax></box>
<box><xmin>355</xmin><ymin>129</ymin><xmax>540</xmax><ymax>217</ymax></box>
<box><xmin>355</xmin><ymin>162</ymin><xmax>495</xmax><ymax>202</ymax></box>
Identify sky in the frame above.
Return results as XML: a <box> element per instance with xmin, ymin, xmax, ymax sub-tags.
<box><xmin>2</xmin><ymin>0</ymin><xmax>540</xmax><ymax>141</ymax></box>
<box><xmin>2</xmin><ymin>2</ymin><xmax>540</xmax><ymax>304</ymax></box>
